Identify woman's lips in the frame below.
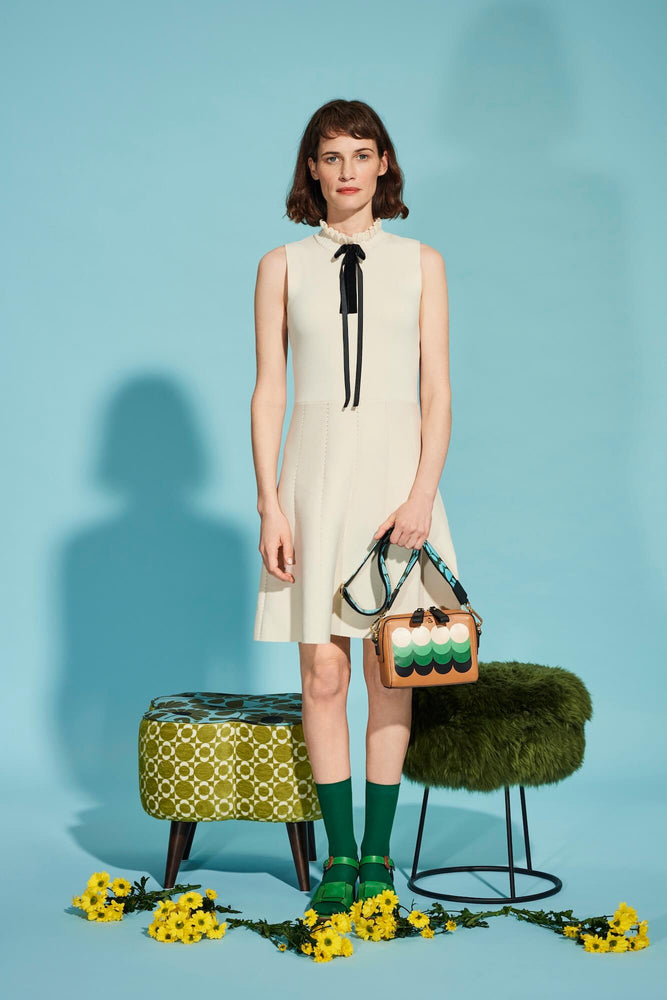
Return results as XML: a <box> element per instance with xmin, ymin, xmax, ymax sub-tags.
<box><xmin>338</xmin><ymin>188</ymin><xmax>359</xmax><ymax>193</ymax></box>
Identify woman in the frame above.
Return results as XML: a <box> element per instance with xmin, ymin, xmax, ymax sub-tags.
<box><xmin>251</xmin><ymin>99</ymin><xmax>460</xmax><ymax>919</ymax></box>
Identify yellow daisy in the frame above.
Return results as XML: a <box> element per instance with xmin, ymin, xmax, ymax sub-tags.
<box><xmin>156</xmin><ymin>925</ymin><xmax>177</xmax><ymax>943</ymax></box>
<box><xmin>313</xmin><ymin>946</ymin><xmax>333</xmax><ymax>962</ymax></box>
<box><xmin>563</xmin><ymin>924</ymin><xmax>580</xmax><ymax>938</ymax></box>
<box><xmin>182</xmin><ymin>928</ymin><xmax>203</xmax><ymax>944</ymax></box>
<box><xmin>330</xmin><ymin>912</ymin><xmax>352</xmax><ymax>934</ymax></box>
<box><xmin>277</xmin><ymin>943</ymin><xmax>287</xmax><ymax>951</ymax></box>
<box><xmin>179</xmin><ymin>891</ymin><xmax>204</xmax><ymax>910</ymax></box>
<box><xmin>609</xmin><ymin>902</ymin><xmax>638</xmax><ymax>934</ymax></box>
<box><xmin>300</xmin><ymin>942</ymin><xmax>313</xmax><ymax>955</ymax></box>
<box><xmin>109</xmin><ymin>877</ymin><xmax>131</xmax><ymax>897</ymax></box>
<box><xmin>205</xmin><ymin>888</ymin><xmax>218</xmax><ymax>900</ymax></box>
<box><xmin>582</xmin><ymin>933</ymin><xmax>609</xmax><ymax>952</ymax></box>
<box><xmin>301</xmin><ymin>908</ymin><xmax>318</xmax><ymax>929</ymax></box>
<box><xmin>86</xmin><ymin>871</ymin><xmax>110</xmax><ymax>892</ymax></box>
<box><xmin>407</xmin><ymin>909</ymin><xmax>429</xmax><ymax>929</ymax></box>
<box><xmin>80</xmin><ymin>889</ymin><xmax>106</xmax><ymax>912</ymax></box>
<box><xmin>421</xmin><ymin>926</ymin><xmax>435</xmax><ymax>938</ymax></box>
<box><xmin>446</xmin><ymin>919</ymin><xmax>457</xmax><ymax>932</ymax></box>
<box><xmin>313</xmin><ymin>927</ymin><xmax>343</xmax><ymax>955</ymax></box>
<box><xmin>605</xmin><ymin>932</ymin><xmax>630</xmax><ymax>952</ymax></box>
<box><xmin>340</xmin><ymin>937</ymin><xmax>354</xmax><ymax>957</ymax></box>
<box><xmin>349</xmin><ymin>900</ymin><xmax>363</xmax><ymax>923</ymax></box>
<box><xmin>354</xmin><ymin>916</ymin><xmax>375</xmax><ymax>941</ymax></box>
<box><xmin>207</xmin><ymin>922</ymin><xmax>227</xmax><ymax>939</ymax></box>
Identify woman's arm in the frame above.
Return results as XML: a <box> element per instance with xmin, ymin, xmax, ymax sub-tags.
<box><xmin>373</xmin><ymin>243</ymin><xmax>452</xmax><ymax>549</ymax></box>
<box><xmin>250</xmin><ymin>245</ymin><xmax>295</xmax><ymax>582</ymax></box>
<box><xmin>410</xmin><ymin>243</ymin><xmax>453</xmax><ymax>503</ymax></box>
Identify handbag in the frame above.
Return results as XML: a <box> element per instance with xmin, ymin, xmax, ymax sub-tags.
<box><xmin>338</xmin><ymin>527</ymin><xmax>483</xmax><ymax>689</ymax></box>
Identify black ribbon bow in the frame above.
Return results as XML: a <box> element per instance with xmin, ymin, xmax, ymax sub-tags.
<box><xmin>333</xmin><ymin>242</ymin><xmax>366</xmax><ymax>408</ymax></box>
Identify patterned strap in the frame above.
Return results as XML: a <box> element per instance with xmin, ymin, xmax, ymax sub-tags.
<box><xmin>339</xmin><ymin>527</ymin><xmax>469</xmax><ymax>617</ymax></box>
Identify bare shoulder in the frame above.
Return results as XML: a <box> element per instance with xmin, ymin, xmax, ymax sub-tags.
<box><xmin>419</xmin><ymin>242</ymin><xmax>446</xmax><ymax>274</ymax></box>
<box><xmin>257</xmin><ymin>244</ymin><xmax>287</xmax><ymax>275</ymax></box>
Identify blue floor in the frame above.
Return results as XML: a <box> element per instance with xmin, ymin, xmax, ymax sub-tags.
<box><xmin>5</xmin><ymin>771</ymin><xmax>663</xmax><ymax>998</ymax></box>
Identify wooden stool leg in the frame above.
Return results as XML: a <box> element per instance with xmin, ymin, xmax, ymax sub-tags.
<box><xmin>182</xmin><ymin>821</ymin><xmax>197</xmax><ymax>861</ymax></box>
<box><xmin>286</xmin><ymin>822</ymin><xmax>311</xmax><ymax>891</ymax></box>
<box><xmin>306</xmin><ymin>820</ymin><xmax>317</xmax><ymax>861</ymax></box>
<box><xmin>165</xmin><ymin>820</ymin><xmax>194</xmax><ymax>889</ymax></box>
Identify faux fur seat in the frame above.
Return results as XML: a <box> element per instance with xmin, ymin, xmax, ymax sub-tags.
<box><xmin>403</xmin><ymin>661</ymin><xmax>593</xmax><ymax>793</ymax></box>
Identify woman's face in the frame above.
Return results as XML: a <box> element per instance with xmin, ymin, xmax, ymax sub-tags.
<box><xmin>308</xmin><ymin>133</ymin><xmax>388</xmax><ymax>216</ymax></box>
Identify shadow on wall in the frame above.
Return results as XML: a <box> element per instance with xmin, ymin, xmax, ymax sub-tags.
<box><xmin>52</xmin><ymin>374</ymin><xmax>254</xmax><ymax>857</ymax></box>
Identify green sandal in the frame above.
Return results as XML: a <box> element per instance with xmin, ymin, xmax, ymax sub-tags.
<box><xmin>357</xmin><ymin>854</ymin><xmax>397</xmax><ymax>902</ymax></box>
<box><xmin>309</xmin><ymin>855</ymin><xmax>359</xmax><ymax>918</ymax></box>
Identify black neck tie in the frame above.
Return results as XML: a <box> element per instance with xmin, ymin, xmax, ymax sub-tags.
<box><xmin>333</xmin><ymin>242</ymin><xmax>365</xmax><ymax>408</ymax></box>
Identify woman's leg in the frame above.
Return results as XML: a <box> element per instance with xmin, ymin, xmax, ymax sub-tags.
<box><xmin>299</xmin><ymin>635</ymin><xmax>358</xmax><ymax>915</ymax></box>
<box><xmin>359</xmin><ymin>637</ymin><xmax>412</xmax><ymax>891</ymax></box>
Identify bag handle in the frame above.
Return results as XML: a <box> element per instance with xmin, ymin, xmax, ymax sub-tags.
<box><xmin>338</xmin><ymin>527</ymin><xmax>472</xmax><ymax>617</ymax></box>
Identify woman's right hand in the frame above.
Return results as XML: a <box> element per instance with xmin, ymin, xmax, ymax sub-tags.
<box><xmin>258</xmin><ymin>508</ymin><xmax>296</xmax><ymax>583</ymax></box>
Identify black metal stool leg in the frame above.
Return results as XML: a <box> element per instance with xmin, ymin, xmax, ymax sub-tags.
<box><xmin>504</xmin><ymin>785</ymin><xmax>516</xmax><ymax>899</ymax></box>
<box><xmin>411</xmin><ymin>786</ymin><xmax>430</xmax><ymax>879</ymax></box>
<box><xmin>407</xmin><ymin>783</ymin><xmax>562</xmax><ymax>904</ymax></box>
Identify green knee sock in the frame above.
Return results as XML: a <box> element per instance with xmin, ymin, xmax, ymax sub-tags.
<box><xmin>312</xmin><ymin>777</ymin><xmax>358</xmax><ymax>915</ymax></box>
<box><xmin>359</xmin><ymin>779</ymin><xmax>401</xmax><ymax>889</ymax></box>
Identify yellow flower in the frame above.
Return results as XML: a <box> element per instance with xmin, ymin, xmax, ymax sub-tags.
<box><xmin>109</xmin><ymin>877</ymin><xmax>131</xmax><ymax>897</ymax></box>
<box><xmin>378</xmin><ymin>888</ymin><xmax>399</xmax><ymax>911</ymax></box>
<box><xmin>362</xmin><ymin>897</ymin><xmax>381</xmax><ymax>918</ymax></box>
<box><xmin>300</xmin><ymin>942</ymin><xmax>313</xmax><ymax>955</ymax></box>
<box><xmin>313</xmin><ymin>927</ymin><xmax>343</xmax><ymax>955</ymax></box>
<box><xmin>629</xmin><ymin>934</ymin><xmax>649</xmax><ymax>951</ymax></box>
<box><xmin>156</xmin><ymin>925</ymin><xmax>178</xmax><ymax>942</ymax></box>
<box><xmin>182</xmin><ymin>928</ymin><xmax>203</xmax><ymax>944</ymax></box>
<box><xmin>609</xmin><ymin>902</ymin><xmax>638</xmax><ymax>934</ymax></box>
<box><xmin>407</xmin><ymin>909</ymin><xmax>429</xmax><ymax>929</ymax></box>
<box><xmin>302</xmin><ymin>908</ymin><xmax>318</xmax><ymax>929</ymax></box>
<box><xmin>205</xmin><ymin>888</ymin><xmax>218</xmax><ymax>900</ymax></box>
<box><xmin>330</xmin><ymin>912</ymin><xmax>352</xmax><ymax>934</ymax></box>
<box><xmin>340</xmin><ymin>937</ymin><xmax>354</xmax><ymax>957</ymax></box>
<box><xmin>105</xmin><ymin>900</ymin><xmax>124</xmax><ymax>921</ymax></box>
<box><xmin>190</xmin><ymin>910</ymin><xmax>213</xmax><ymax>933</ymax></box>
<box><xmin>354</xmin><ymin>916</ymin><xmax>375</xmax><ymax>941</ymax></box>
<box><xmin>71</xmin><ymin>895</ymin><xmax>83</xmax><ymax>909</ymax></box>
<box><xmin>86</xmin><ymin>871</ymin><xmax>110</xmax><ymax>893</ymax></box>
<box><xmin>605</xmin><ymin>932</ymin><xmax>630</xmax><ymax>952</ymax></box>
<box><xmin>80</xmin><ymin>889</ymin><xmax>107</xmax><ymax>912</ymax></box>
<box><xmin>179</xmin><ymin>891</ymin><xmax>204</xmax><ymax>910</ymax></box>
<box><xmin>86</xmin><ymin>906</ymin><xmax>106</xmax><ymax>921</ymax></box>
<box><xmin>445</xmin><ymin>919</ymin><xmax>457</xmax><ymax>932</ymax></box>
<box><xmin>582</xmin><ymin>933</ymin><xmax>609</xmax><ymax>953</ymax></box>
<box><xmin>277</xmin><ymin>943</ymin><xmax>287</xmax><ymax>951</ymax></box>
<box><xmin>167</xmin><ymin>912</ymin><xmax>189</xmax><ymax>934</ymax></box>
<box><xmin>375</xmin><ymin>914</ymin><xmax>397</xmax><ymax>940</ymax></box>
<box><xmin>313</xmin><ymin>946</ymin><xmax>333</xmax><ymax>962</ymax></box>
<box><xmin>207</xmin><ymin>921</ymin><xmax>227</xmax><ymax>939</ymax></box>
<box><xmin>349</xmin><ymin>900</ymin><xmax>363</xmax><ymax>923</ymax></box>
<box><xmin>563</xmin><ymin>924</ymin><xmax>581</xmax><ymax>938</ymax></box>
<box><xmin>421</xmin><ymin>926</ymin><xmax>435</xmax><ymax>938</ymax></box>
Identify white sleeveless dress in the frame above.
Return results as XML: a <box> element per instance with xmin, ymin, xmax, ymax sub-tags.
<box><xmin>253</xmin><ymin>217</ymin><xmax>461</xmax><ymax>644</ymax></box>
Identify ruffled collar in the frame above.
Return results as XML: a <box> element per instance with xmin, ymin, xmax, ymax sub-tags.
<box><xmin>317</xmin><ymin>217</ymin><xmax>383</xmax><ymax>244</ymax></box>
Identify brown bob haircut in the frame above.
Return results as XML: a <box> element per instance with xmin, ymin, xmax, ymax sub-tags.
<box><xmin>286</xmin><ymin>99</ymin><xmax>409</xmax><ymax>228</ymax></box>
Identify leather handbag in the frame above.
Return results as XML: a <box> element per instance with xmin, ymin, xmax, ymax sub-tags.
<box><xmin>338</xmin><ymin>527</ymin><xmax>483</xmax><ymax>689</ymax></box>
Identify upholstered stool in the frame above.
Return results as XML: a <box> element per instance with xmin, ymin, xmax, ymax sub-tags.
<box><xmin>403</xmin><ymin>661</ymin><xmax>593</xmax><ymax>904</ymax></box>
<box><xmin>138</xmin><ymin>692</ymin><xmax>321</xmax><ymax>890</ymax></box>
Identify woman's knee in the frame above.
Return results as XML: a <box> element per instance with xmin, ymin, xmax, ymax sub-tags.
<box><xmin>300</xmin><ymin>645</ymin><xmax>350</xmax><ymax>704</ymax></box>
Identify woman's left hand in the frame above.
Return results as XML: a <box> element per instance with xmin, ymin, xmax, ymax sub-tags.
<box><xmin>373</xmin><ymin>491</ymin><xmax>433</xmax><ymax>549</ymax></box>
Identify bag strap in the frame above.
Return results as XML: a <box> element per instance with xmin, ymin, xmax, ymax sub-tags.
<box><xmin>338</xmin><ymin>526</ymin><xmax>471</xmax><ymax>617</ymax></box>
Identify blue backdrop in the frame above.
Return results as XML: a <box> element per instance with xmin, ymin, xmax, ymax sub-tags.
<box><xmin>2</xmin><ymin>0</ymin><xmax>664</xmax><ymax>995</ymax></box>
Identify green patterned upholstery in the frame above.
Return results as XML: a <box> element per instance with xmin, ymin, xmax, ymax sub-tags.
<box><xmin>138</xmin><ymin>692</ymin><xmax>322</xmax><ymax>824</ymax></box>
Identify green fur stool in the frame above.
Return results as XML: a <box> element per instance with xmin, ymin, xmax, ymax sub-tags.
<box><xmin>403</xmin><ymin>661</ymin><xmax>593</xmax><ymax>904</ymax></box>
<box><xmin>138</xmin><ymin>692</ymin><xmax>321</xmax><ymax>890</ymax></box>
